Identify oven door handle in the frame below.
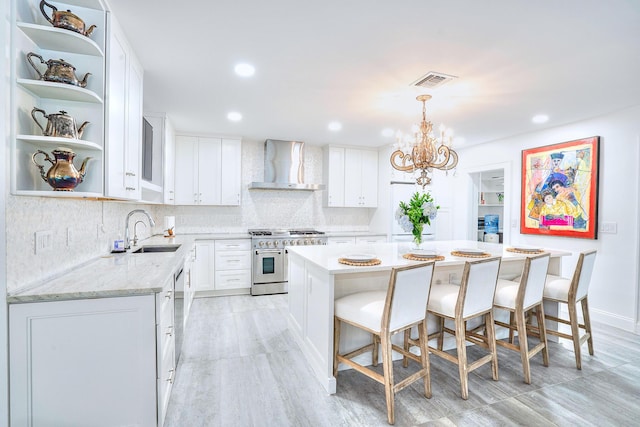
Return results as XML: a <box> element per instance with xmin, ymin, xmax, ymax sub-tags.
<box><xmin>255</xmin><ymin>249</ymin><xmax>283</xmax><ymax>255</ymax></box>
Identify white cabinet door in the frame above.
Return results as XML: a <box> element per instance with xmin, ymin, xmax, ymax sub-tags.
<box><xmin>220</xmin><ymin>138</ymin><xmax>241</xmax><ymax>205</ymax></box>
<box><xmin>330</xmin><ymin>147</ymin><xmax>378</xmax><ymax>208</ymax></box>
<box><xmin>195</xmin><ymin>241</ymin><xmax>215</xmax><ymax>291</ymax></box>
<box><xmin>105</xmin><ymin>15</ymin><xmax>143</xmax><ymax>200</ymax></box>
<box><xmin>325</xmin><ymin>146</ymin><xmax>345</xmax><ymax>207</ymax></box>
<box><xmin>174</xmin><ymin>136</ymin><xmax>241</xmax><ymax>206</ymax></box>
<box><xmin>360</xmin><ymin>149</ymin><xmax>378</xmax><ymax>207</ymax></box>
<box><xmin>164</xmin><ymin>118</ymin><xmax>176</xmax><ymax>204</ymax></box>
<box><xmin>10</xmin><ymin>296</ymin><xmax>157</xmax><ymax>427</ymax></box>
<box><xmin>198</xmin><ymin>137</ymin><xmax>222</xmax><ymax>205</ymax></box>
<box><xmin>174</xmin><ymin>136</ymin><xmax>198</xmax><ymax>205</ymax></box>
<box><xmin>327</xmin><ymin>236</ymin><xmax>356</xmax><ymax>245</ymax></box>
<box><xmin>356</xmin><ymin>235</ymin><xmax>387</xmax><ymax>244</ymax></box>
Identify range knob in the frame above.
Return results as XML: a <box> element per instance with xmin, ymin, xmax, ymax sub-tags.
<box><xmin>283</xmin><ymin>240</ymin><xmax>289</xmax><ymax>246</ymax></box>
<box><xmin>274</xmin><ymin>240</ymin><xmax>279</xmax><ymax>247</ymax></box>
<box><xmin>304</xmin><ymin>239</ymin><xmax>310</xmax><ymax>245</ymax></box>
<box><xmin>266</xmin><ymin>241</ymin><xmax>272</xmax><ymax>247</ymax></box>
<box><xmin>295</xmin><ymin>240</ymin><xmax>301</xmax><ymax>245</ymax></box>
<box><xmin>258</xmin><ymin>241</ymin><xmax>265</xmax><ymax>247</ymax></box>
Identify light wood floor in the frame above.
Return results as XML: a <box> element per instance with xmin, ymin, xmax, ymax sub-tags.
<box><xmin>165</xmin><ymin>294</ymin><xmax>640</xmax><ymax>427</ymax></box>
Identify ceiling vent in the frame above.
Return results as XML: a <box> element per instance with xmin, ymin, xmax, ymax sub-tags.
<box><xmin>412</xmin><ymin>71</ymin><xmax>457</xmax><ymax>89</ymax></box>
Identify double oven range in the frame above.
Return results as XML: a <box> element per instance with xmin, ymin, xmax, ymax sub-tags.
<box><xmin>250</xmin><ymin>229</ymin><xmax>327</xmax><ymax>295</ymax></box>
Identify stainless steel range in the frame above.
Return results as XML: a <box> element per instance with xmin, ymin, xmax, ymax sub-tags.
<box><xmin>249</xmin><ymin>229</ymin><xmax>327</xmax><ymax>295</ymax></box>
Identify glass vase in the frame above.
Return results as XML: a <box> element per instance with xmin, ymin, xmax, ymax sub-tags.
<box><xmin>412</xmin><ymin>223</ymin><xmax>423</xmax><ymax>250</ymax></box>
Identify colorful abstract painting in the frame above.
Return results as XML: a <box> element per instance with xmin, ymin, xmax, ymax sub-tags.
<box><xmin>521</xmin><ymin>136</ymin><xmax>600</xmax><ymax>239</ymax></box>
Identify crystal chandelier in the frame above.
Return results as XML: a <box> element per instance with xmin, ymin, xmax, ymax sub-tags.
<box><xmin>390</xmin><ymin>94</ymin><xmax>458</xmax><ymax>188</ymax></box>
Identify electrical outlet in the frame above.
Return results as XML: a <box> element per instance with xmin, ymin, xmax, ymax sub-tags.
<box><xmin>600</xmin><ymin>222</ymin><xmax>617</xmax><ymax>234</ymax></box>
<box><xmin>35</xmin><ymin>230</ymin><xmax>53</xmax><ymax>254</ymax></box>
<box><xmin>67</xmin><ymin>227</ymin><xmax>73</xmax><ymax>246</ymax></box>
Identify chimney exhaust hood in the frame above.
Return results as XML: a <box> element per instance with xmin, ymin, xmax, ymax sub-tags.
<box><xmin>249</xmin><ymin>139</ymin><xmax>325</xmax><ymax>191</ymax></box>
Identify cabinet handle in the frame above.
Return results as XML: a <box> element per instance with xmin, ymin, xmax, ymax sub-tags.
<box><xmin>166</xmin><ymin>325</ymin><xmax>173</xmax><ymax>337</ymax></box>
<box><xmin>126</xmin><ymin>187</ymin><xmax>136</xmax><ymax>191</ymax></box>
<box><xmin>165</xmin><ymin>289</ymin><xmax>173</xmax><ymax>299</ymax></box>
<box><xmin>166</xmin><ymin>368</ymin><xmax>175</xmax><ymax>383</ymax></box>
<box><xmin>125</xmin><ymin>171</ymin><xmax>136</xmax><ymax>177</ymax></box>
<box><xmin>169</xmin><ymin>190</ymin><xmax>174</xmax><ymax>193</ymax></box>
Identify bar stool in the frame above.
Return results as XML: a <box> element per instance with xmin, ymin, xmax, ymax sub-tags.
<box><xmin>493</xmin><ymin>253</ymin><xmax>551</xmax><ymax>384</ymax></box>
<box><xmin>543</xmin><ymin>250</ymin><xmax>597</xmax><ymax>369</ymax></box>
<box><xmin>426</xmin><ymin>257</ymin><xmax>501</xmax><ymax>400</ymax></box>
<box><xmin>333</xmin><ymin>262</ymin><xmax>435</xmax><ymax>425</ymax></box>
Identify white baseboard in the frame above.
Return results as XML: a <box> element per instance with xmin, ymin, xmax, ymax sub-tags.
<box><xmin>589</xmin><ymin>307</ymin><xmax>636</xmax><ymax>332</ymax></box>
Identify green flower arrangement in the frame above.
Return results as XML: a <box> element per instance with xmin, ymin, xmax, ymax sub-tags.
<box><xmin>395</xmin><ymin>191</ymin><xmax>439</xmax><ymax>247</ymax></box>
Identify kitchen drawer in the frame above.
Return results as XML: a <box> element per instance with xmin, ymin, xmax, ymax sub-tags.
<box><xmin>214</xmin><ymin>269</ymin><xmax>251</xmax><ymax>290</ymax></box>
<box><xmin>215</xmin><ymin>250</ymin><xmax>251</xmax><ymax>270</ymax></box>
<box><xmin>327</xmin><ymin>236</ymin><xmax>356</xmax><ymax>245</ymax></box>
<box><xmin>157</xmin><ymin>286</ymin><xmax>174</xmax><ymax>328</ymax></box>
<box><xmin>356</xmin><ymin>235</ymin><xmax>387</xmax><ymax>244</ymax></box>
<box><xmin>215</xmin><ymin>239</ymin><xmax>251</xmax><ymax>251</ymax></box>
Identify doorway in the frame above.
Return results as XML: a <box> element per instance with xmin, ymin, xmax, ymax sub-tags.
<box><xmin>467</xmin><ymin>162</ymin><xmax>512</xmax><ymax>244</ymax></box>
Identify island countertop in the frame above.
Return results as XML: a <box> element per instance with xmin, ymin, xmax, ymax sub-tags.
<box><xmin>287</xmin><ymin>239</ymin><xmax>570</xmax><ymax>274</ymax></box>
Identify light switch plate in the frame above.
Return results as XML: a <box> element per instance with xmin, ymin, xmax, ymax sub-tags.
<box><xmin>600</xmin><ymin>222</ymin><xmax>617</xmax><ymax>234</ymax></box>
<box><xmin>35</xmin><ymin>230</ymin><xmax>53</xmax><ymax>254</ymax></box>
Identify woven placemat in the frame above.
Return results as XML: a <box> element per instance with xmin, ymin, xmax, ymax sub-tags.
<box><xmin>338</xmin><ymin>258</ymin><xmax>382</xmax><ymax>266</ymax></box>
<box><xmin>402</xmin><ymin>254</ymin><xmax>445</xmax><ymax>262</ymax></box>
<box><xmin>450</xmin><ymin>251</ymin><xmax>492</xmax><ymax>258</ymax></box>
<box><xmin>506</xmin><ymin>248</ymin><xmax>545</xmax><ymax>254</ymax></box>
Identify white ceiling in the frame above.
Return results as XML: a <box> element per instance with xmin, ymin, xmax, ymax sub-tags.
<box><xmin>106</xmin><ymin>0</ymin><xmax>640</xmax><ymax>148</ymax></box>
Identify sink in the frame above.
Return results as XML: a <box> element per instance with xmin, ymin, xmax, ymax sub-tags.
<box><xmin>132</xmin><ymin>244</ymin><xmax>181</xmax><ymax>253</ymax></box>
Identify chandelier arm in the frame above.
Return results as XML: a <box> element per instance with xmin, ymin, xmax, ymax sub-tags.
<box><xmin>390</xmin><ymin>150</ymin><xmax>417</xmax><ymax>172</ymax></box>
<box><xmin>425</xmin><ymin>146</ymin><xmax>459</xmax><ymax>170</ymax></box>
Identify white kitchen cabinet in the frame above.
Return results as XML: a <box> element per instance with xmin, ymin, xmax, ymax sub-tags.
<box><xmin>10</xmin><ymin>295</ymin><xmax>157</xmax><ymax>426</ymax></box>
<box><xmin>324</xmin><ymin>146</ymin><xmax>377</xmax><ymax>207</ymax></box>
<box><xmin>324</xmin><ymin>146</ymin><xmax>345</xmax><ymax>207</ymax></box>
<box><xmin>141</xmin><ymin>112</ymin><xmax>175</xmax><ymax>204</ymax></box>
<box><xmin>214</xmin><ymin>239</ymin><xmax>251</xmax><ymax>291</ymax></box>
<box><xmin>356</xmin><ymin>235</ymin><xmax>387</xmax><ymax>244</ymax></box>
<box><xmin>174</xmin><ymin>135</ymin><xmax>241</xmax><ymax>205</ymax></box>
<box><xmin>344</xmin><ymin>148</ymin><xmax>378</xmax><ymax>207</ymax></box>
<box><xmin>11</xmin><ymin>1</ymin><xmax>106</xmax><ymax>197</ymax></box>
<box><xmin>105</xmin><ymin>14</ymin><xmax>143</xmax><ymax>200</ymax></box>
<box><xmin>326</xmin><ymin>236</ymin><xmax>356</xmax><ymax>245</ymax></box>
<box><xmin>156</xmin><ymin>276</ymin><xmax>176</xmax><ymax>426</ymax></box>
<box><xmin>195</xmin><ymin>241</ymin><xmax>216</xmax><ymax>292</ymax></box>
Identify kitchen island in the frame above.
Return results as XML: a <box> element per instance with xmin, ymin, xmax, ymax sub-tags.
<box><xmin>287</xmin><ymin>240</ymin><xmax>570</xmax><ymax>394</ymax></box>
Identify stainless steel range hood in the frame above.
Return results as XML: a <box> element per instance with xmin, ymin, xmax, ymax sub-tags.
<box><xmin>249</xmin><ymin>139</ymin><xmax>325</xmax><ymax>191</ymax></box>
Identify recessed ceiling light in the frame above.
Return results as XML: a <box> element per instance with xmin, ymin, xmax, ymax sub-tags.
<box><xmin>234</xmin><ymin>63</ymin><xmax>255</xmax><ymax>77</ymax></box>
<box><xmin>328</xmin><ymin>121</ymin><xmax>342</xmax><ymax>131</ymax></box>
<box><xmin>532</xmin><ymin>114</ymin><xmax>549</xmax><ymax>124</ymax></box>
<box><xmin>227</xmin><ymin>112</ymin><xmax>242</xmax><ymax>122</ymax></box>
<box><xmin>381</xmin><ymin>128</ymin><xmax>395</xmax><ymax>137</ymax></box>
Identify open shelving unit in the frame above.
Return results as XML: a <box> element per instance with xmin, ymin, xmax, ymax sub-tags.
<box><xmin>11</xmin><ymin>0</ymin><xmax>107</xmax><ymax>197</ymax></box>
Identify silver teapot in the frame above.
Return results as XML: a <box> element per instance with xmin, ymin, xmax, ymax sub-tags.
<box><xmin>40</xmin><ymin>0</ymin><xmax>96</xmax><ymax>37</ymax></box>
<box><xmin>27</xmin><ymin>52</ymin><xmax>90</xmax><ymax>88</ymax></box>
<box><xmin>31</xmin><ymin>108</ymin><xmax>89</xmax><ymax>139</ymax></box>
<box><xmin>32</xmin><ymin>147</ymin><xmax>91</xmax><ymax>191</ymax></box>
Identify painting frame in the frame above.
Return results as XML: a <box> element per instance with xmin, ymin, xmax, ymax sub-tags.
<box><xmin>520</xmin><ymin>136</ymin><xmax>600</xmax><ymax>239</ymax></box>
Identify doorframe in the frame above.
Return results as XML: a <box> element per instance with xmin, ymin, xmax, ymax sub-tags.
<box><xmin>466</xmin><ymin>161</ymin><xmax>513</xmax><ymax>244</ymax></box>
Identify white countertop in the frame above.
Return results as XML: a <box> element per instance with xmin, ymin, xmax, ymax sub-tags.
<box><xmin>8</xmin><ymin>233</ymin><xmax>250</xmax><ymax>303</ymax></box>
<box><xmin>287</xmin><ymin>240</ymin><xmax>571</xmax><ymax>275</ymax></box>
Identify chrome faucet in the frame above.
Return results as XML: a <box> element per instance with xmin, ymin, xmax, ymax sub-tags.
<box><xmin>125</xmin><ymin>209</ymin><xmax>156</xmax><ymax>249</ymax></box>
<box><xmin>132</xmin><ymin>220</ymin><xmax>146</xmax><ymax>247</ymax></box>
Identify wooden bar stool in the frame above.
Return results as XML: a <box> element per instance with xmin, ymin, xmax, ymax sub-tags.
<box><xmin>493</xmin><ymin>253</ymin><xmax>551</xmax><ymax>384</ymax></box>
<box><xmin>543</xmin><ymin>250</ymin><xmax>597</xmax><ymax>369</ymax></box>
<box><xmin>333</xmin><ymin>262</ymin><xmax>435</xmax><ymax>425</ymax></box>
<box><xmin>425</xmin><ymin>257</ymin><xmax>501</xmax><ymax>400</ymax></box>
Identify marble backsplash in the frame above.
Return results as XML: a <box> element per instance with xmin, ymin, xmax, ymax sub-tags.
<box><xmin>6</xmin><ymin>141</ymin><xmax>374</xmax><ymax>292</ymax></box>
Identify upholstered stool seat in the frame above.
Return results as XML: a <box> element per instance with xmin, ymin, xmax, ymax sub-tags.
<box><xmin>335</xmin><ymin>291</ymin><xmax>387</xmax><ymax>332</ymax></box>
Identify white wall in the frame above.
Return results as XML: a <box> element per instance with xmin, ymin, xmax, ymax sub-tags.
<box><xmin>1</xmin><ymin>0</ymin><xmax>9</xmax><ymax>422</ymax></box>
<box><xmin>452</xmin><ymin>105</ymin><xmax>640</xmax><ymax>332</ymax></box>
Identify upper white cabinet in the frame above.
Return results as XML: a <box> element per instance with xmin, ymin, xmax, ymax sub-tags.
<box><xmin>11</xmin><ymin>0</ymin><xmax>107</xmax><ymax>197</ymax></box>
<box><xmin>174</xmin><ymin>135</ymin><xmax>241</xmax><ymax>206</ymax></box>
<box><xmin>142</xmin><ymin>112</ymin><xmax>176</xmax><ymax>204</ymax></box>
<box><xmin>324</xmin><ymin>146</ymin><xmax>378</xmax><ymax>208</ymax></box>
<box><xmin>105</xmin><ymin>13</ymin><xmax>143</xmax><ymax>200</ymax></box>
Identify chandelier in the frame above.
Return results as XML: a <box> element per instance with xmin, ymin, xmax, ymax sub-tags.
<box><xmin>390</xmin><ymin>94</ymin><xmax>458</xmax><ymax>188</ymax></box>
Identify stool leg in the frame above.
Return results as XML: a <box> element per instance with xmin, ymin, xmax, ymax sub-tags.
<box><xmin>373</xmin><ymin>334</ymin><xmax>379</xmax><ymax>367</ymax></box>
<box><xmin>333</xmin><ymin>317</ymin><xmax>341</xmax><ymax>377</ymax></box>
<box><xmin>568</xmin><ymin>301</ymin><xmax>582</xmax><ymax>370</ymax></box>
<box><xmin>402</xmin><ymin>329</ymin><xmax>410</xmax><ymax>368</ymax></box>
<box><xmin>508</xmin><ymin>311</ymin><xmax>515</xmax><ymax>344</ymax></box>
<box><xmin>418</xmin><ymin>320</ymin><xmax>432</xmax><ymax>399</ymax></box>
<box><xmin>437</xmin><ymin>317</ymin><xmax>445</xmax><ymax>350</ymax></box>
<box><xmin>455</xmin><ymin>317</ymin><xmax>469</xmax><ymax>400</ymax></box>
<box><xmin>486</xmin><ymin>311</ymin><xmax>499</xmax><ymax>381</ymax></box>
<box><xmin>381</xmin><ymin>333</ymin><xmax>395</xmax><ymax>424</ymax></box>
<box><xmin>536</xmin><ymin>304</ymin><xmax>550</xmax><ymax>367</ymax></box>
<box><xmin>516</xmin><ymin>308</ymin><xmax>531</xmax><ymax>384</ymax></box>
<box><xmin>582</xmin><ymin>296</ymin><xmax>594</xmax><ymax>356</ymax></box>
